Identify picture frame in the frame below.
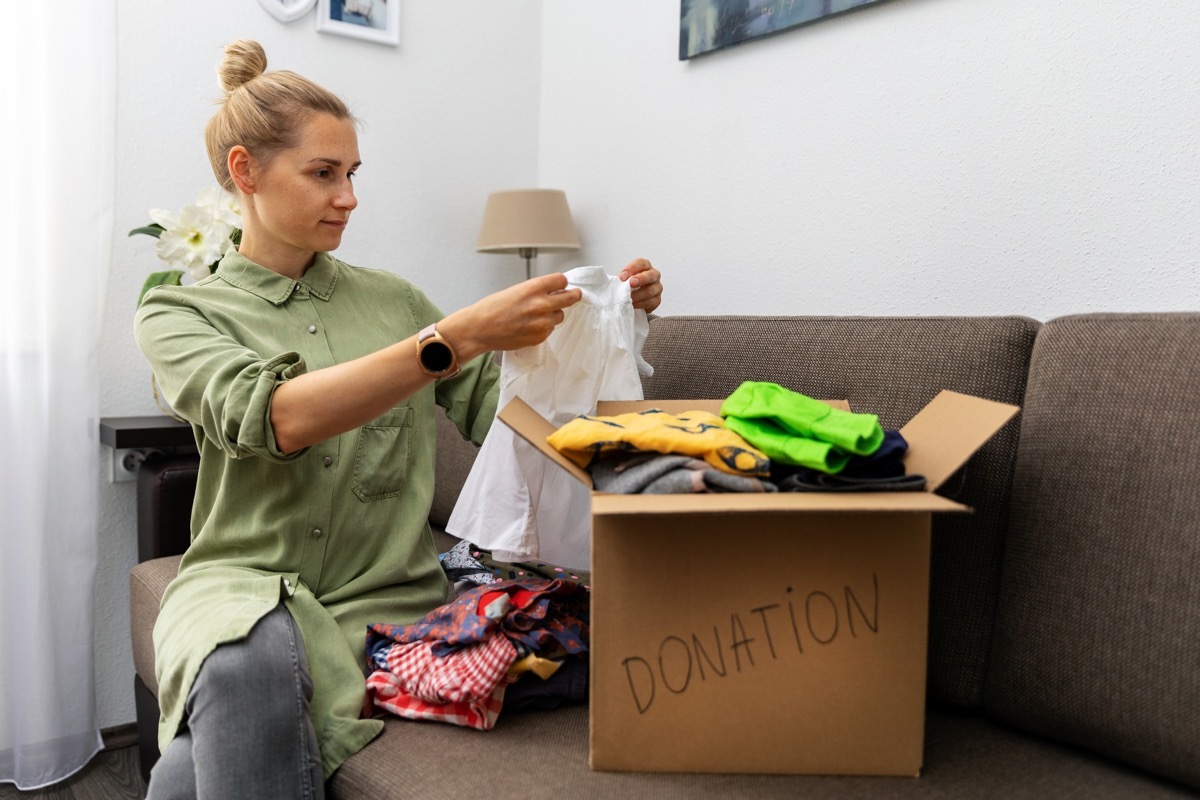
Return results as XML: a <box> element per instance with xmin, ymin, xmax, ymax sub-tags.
<box><xmin>316</xmin><ymin>0</ymin><xmax>400</xmax><ymax>46</ymax></box>
<box><xmin>680</xmin><ymin>0</ymin><xmax>887</xmax><ymax>60</ymax></box>
<box><xmin>257</xmin><ymin>0</ymin><xmax>317</xmax><ymax>24</ymax></box>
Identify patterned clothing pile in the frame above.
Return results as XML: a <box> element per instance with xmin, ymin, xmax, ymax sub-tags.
<box><xmin>366</xmin><ymin>578</ymin><xmax>589</xmax><ymax>730</ymax></box>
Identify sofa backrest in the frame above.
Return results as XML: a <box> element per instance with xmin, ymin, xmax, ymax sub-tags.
<box><xmin>984</xmin><ymin>313</ymin><xmax>1200</xmax><ymax>790</ymax></box>
<box><xmin>638</xmin><ymin>315</ymin><xmax>1041</xmax><ymax>709</ymax></box>
<box><xmin>430</xmin><ymin>410</ymin><xmax>481</xmax><ymax>530</ymax></box>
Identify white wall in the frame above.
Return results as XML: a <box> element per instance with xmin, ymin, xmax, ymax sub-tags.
<box><xmin>97</xmin><ymin>0</ymin><xmax>542</xmax><ymax>729</ymax></box>
<box><xmin>540</xmin><ymin>0</ymin><xmax>1200</xmax><ymax>318</ymax></box>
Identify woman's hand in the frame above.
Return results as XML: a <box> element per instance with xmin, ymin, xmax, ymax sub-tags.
<box><xmin>618</xmin><ymin>258</ymin><xmax>664</xmax><ymax>313</ymax></box>
<box><xmin>439</xmin><ymin>273</ymin><xmax>584</xmax><ymax>360</ymax></box>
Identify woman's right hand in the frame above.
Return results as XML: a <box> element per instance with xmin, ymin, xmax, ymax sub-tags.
<box><xmin>438</xmin><ymin>274</ymin><xmax>583</xmax><ymax>361</ymax></box>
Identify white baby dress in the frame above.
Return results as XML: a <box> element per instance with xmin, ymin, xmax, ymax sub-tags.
<box><xmin>445</xmin><ymin>266</ymin><xmax>653</xmax><ymax>570</ymax></box>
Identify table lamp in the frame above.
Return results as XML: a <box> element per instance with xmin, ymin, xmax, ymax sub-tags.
<box><xmin>476</xmin><ymin>189</ymin><xmax>581</xmax><ymax>281</ymax></box>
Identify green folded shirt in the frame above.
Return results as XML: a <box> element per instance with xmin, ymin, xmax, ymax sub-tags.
<box><xmin>720</xmin><ymin>381</ymin><xmax>885</xmax><ymax>472</ymax></box>
<box><xmin>724</xmin><ymin>415</ymin><xmax>851</xmax><ymax>473</ymax></box>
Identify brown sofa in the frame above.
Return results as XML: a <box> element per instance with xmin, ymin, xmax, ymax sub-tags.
<box><xmin>129</xmin><ymin>313</ymin><xmax>1200</xmax><ymax>798</ymax></box>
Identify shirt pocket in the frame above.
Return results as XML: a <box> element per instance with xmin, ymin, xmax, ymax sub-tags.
<box><xmin>352</xmin><ymin>405</ymin><xmax>414</xmax><ymax>501</ymax></box>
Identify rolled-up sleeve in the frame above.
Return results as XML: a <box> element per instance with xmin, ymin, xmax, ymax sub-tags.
<box><xmin>135</xmin><ymin>287</ymin><xmax>309</xmax><ymax>462</ymax></box>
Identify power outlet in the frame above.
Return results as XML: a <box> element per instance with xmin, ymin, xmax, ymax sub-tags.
<box><xmin>112</xmin><ymin>448</ymin><xmax>161</xmax><ymax>482</ymax></box>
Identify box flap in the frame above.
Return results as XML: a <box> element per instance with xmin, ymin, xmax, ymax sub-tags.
<box><xmin>597</xmin><ymin>399</ymin><xmax>725</xmax><ymax>416</ymax></box>
<box><xmin>496</xmin><ymin>397</ymin><xmax>593</xmax><ymax>488</ymax></box>
<box><xmin>591</xmin><ymin>490</ymin><xmax>967</xmax><ymax>516</ymax></box>
<box><xmin>899</xmin><ymin>390</ymin><xmax>1020</xmax><ymax>492</ymax></box>
<box><xmin>597</xmin><ymin>399</ymin><xmax>852</xmax><ymax>415</ymax></box>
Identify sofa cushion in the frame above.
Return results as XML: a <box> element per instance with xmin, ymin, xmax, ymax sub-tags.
<box><xmin>984</xmin><ymin>313</ymin><xmax>1200</xmax><ymax>790</ymax></box>
<box><xmin>328</xmin><ymin>705</ymin><xmax>1193</xmax><ymax>799</ymax></box>
<box><xmin>638</xmin><ymin>315</ymin><xmax>1039</xmax><ymax>709</ymax></box>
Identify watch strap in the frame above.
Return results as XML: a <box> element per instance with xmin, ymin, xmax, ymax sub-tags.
<box><xmin>416</xmin><ymin>323</ymin><xmax>461</xmax><ymax>378</ymax></box>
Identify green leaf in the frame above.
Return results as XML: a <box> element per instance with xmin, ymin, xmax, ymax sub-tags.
<box><xmin>138</xmin><ymin>270</ymin><xmax>184</xmax><ymax>306</ymax></box>
<box><xmin>129</xmin><ymin>224</ymin><xmax>165</xmax><ymax>238</ymax></box>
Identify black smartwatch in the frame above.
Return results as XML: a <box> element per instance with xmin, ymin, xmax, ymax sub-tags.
<box><xmin>415</xmin><ymin>323</ymin><xmax>461</xmax><ymax>378</ymax></box>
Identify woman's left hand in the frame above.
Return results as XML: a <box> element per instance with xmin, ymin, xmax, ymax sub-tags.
<box><xmin>618</xmin><ymin>258</ymin><xmax>664</xmax><ymax>313</ymax></box>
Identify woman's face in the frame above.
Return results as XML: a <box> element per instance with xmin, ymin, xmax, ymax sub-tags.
<box><xmin>245</xmin><ymin>112</ymin><xmax>360</xmax><ymax>265</ymax></box>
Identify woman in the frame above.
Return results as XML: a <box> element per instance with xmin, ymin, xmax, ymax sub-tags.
<box><xmin>135</xmin><ymin>39</ymin><xmax>662</xmax><ymax>799</ymax></box>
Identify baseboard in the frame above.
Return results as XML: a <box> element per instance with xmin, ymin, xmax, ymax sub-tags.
<box><xmin>101</xmin><ymin>723</ymin><xmax>138</xmax><ymax>751</ymax></box>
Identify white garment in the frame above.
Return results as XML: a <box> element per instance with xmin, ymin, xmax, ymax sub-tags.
<box><xmin>446</xmin><ymin>266</ymin><xmax>652</xmax><ymax>570</ymax></box>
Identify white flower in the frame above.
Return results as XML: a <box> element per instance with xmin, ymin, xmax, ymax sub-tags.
<box><xmin>150</xmin><ymin>203</ymin><xmax>235</xmax><ymax>281</ymax></box>
<box><xmin>194</xmin><ymin>186</ymin><xmax>242</xmax><ymax>228</ymax></box>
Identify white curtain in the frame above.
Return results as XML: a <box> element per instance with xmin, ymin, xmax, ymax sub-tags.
<box><xmin>0</xmin><ymin>0</ymin><xmax>116</xmax><ymax>790</ymax></box>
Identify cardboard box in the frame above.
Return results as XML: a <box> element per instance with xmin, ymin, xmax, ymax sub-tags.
<box><xmin>498</xmin><ymin>390</ymin><xmax>1019</xmax><ymax>776</ymax></box>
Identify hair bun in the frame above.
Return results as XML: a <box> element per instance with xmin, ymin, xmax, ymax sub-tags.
<box><xmin>217</xmin><ymin>39</ymin><xmax>268</xmax><ymax>94</ymax></box>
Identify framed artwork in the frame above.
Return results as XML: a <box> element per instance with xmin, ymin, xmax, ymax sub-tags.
<box><xmin>257</xmin><ymin>0</ymin><xmax>317</xmax><ymax>23</ymax></box>
<box><xmin>680</xmin><ymin>0</ymin><xmax>887</xmax><ymax>59</ymax></box>
<box><xmin>316</xmin><ymin>0</ymin><xmax>400</xmax><ymax>46</ymax></box>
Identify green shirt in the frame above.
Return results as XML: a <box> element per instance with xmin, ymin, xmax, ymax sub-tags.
<box><xmin>134</xmin><ymin>251</ymin><xmax>498</xmax><ymax>777</ymax></box>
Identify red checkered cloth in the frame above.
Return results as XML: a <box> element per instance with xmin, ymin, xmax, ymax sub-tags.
<box><xmin>366</xmin><ymin>632</ymin><xmax>517</xmax><ymax>730</ymax></box>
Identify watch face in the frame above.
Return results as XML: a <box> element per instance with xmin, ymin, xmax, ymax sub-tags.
<box><xmin>421</xmin><ymin>341</ymin><xmax>454</xmax><ymax>373</ymax></box>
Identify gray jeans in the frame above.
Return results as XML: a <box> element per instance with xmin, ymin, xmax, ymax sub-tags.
<box><xmin>146</xmin><ymin>604</ymin><xmax>325</xmax><ymax>800</ymax></box>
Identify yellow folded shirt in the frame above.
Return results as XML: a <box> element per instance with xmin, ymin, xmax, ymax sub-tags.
<box><xmin>547</xmin><ymin>409</ymin><xmax>770</xmax><ymax>477</ymax></box>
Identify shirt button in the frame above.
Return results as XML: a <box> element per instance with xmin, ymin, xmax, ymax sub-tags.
<box><xmin>312</xmin><ymin>529</ymin><xmax>323</xmax><ymax>539</ymax></box>
<box><xmin>323</xmin><ymin>456</ymin><xmax>333</xmax><ymax>466</ymax></box>
<box><xmin>307</xmin><ymin>324</ymin><xmax>317</xmax><ymax>334</ymax></box>
<box><xmin>283</xmin><ymin>578</ymin><xmax>291</xmax><ymax>588</ymax></box>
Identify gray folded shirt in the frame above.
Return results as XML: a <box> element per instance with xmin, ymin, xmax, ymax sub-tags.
<box><xmin>590</xmin><ymin>453</ymin><xmax>778</xmax><ymax>495</ymax></box>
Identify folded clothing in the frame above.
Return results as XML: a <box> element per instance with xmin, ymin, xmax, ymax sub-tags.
<box><xmin>367</xmin><ymin>664</ymin><xmax>509</xmax><ymax>731</ymax></box>
<box><xmin>366</xmin><ymin>578</ymin><xmax>591</xmax><ymax>730</ymax></box>
<box><xmin>368</xmin><ymin>578</ymin><xmax>589</xmax><ymax>658</ymax></box>
<box><xmin>768</xmin><ymin>429</ymin><xmax>914</xmax><ymax>489</ymax></box>
<box><xmin>724</xmin><ymin>415</ymin><xmax>852</xmax><ymax>474</ymax></box>
<box><xmin>504</xmin><ymin>657</ymin><xmax>588</xmax><ymax>713</ymax></box>
<box><xmin>836</xmin><ymin>429</ymin><xmax>909</xmax><ymax>478</ymax></box>
<box><xmin>721</xmin><ymin>381</ymin><xmax>885</xmax><ymax>473</ymax></box>
<box><xmin>591</xmin><ymin>452</ymin><xmax>778</xmax><ymax>494</ymax></box>
<box><xmin>366</xmin><ymin>633</ymin><xmax>516</xmax><ymax>730</ymax></box>
<box><xmin>776</xmin><ymin>471</ymin><xmax>927</xmax><ymax>492</ymax></box>
<box><xmin>547</xmin><ymin>408</ymin><xmax>770</xmax><ymax>477</ymax></box>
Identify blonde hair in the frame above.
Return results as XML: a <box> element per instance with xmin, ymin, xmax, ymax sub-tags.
<box><xmin>204</xmin><ymin>39</ymin><xmax>354</xmax><ymax>192</ymax></box>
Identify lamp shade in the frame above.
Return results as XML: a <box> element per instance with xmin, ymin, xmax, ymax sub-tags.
<box><xmin>476</xmin><ymin>189</ymin><xmax>581</xmax><ymax>253</ymax></box>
